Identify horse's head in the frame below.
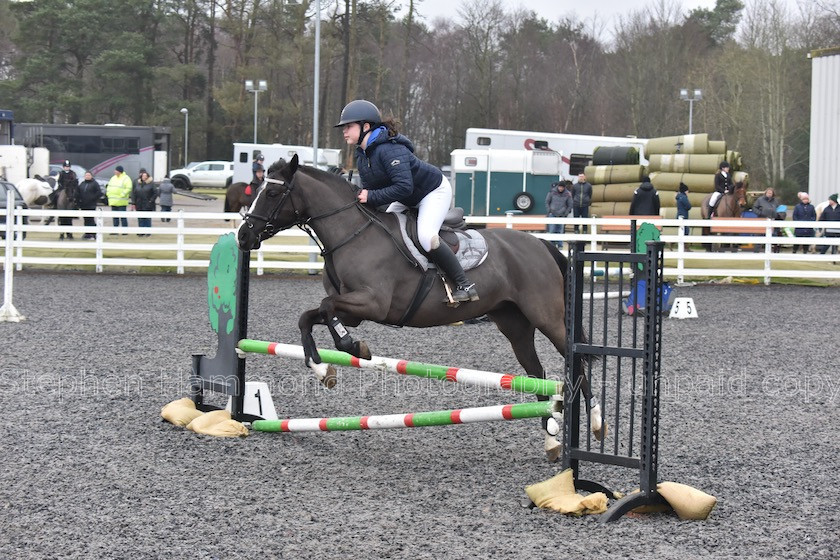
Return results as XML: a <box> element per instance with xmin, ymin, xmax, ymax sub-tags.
<box><xmin>733</xmin><ymin>181</ymin><xmax>748</xmax><ymax>209</ymax></box>
<box><xmin>237</xmin><ymin>154</ymin><xmax>299</xmax><ymax>251</ymax></box>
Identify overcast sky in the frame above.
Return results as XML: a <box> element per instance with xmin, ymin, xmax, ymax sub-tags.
<box><xmin>401</xmin><ymin>0</ymin><xmax>721</xmax><ymax>33</ymax></box>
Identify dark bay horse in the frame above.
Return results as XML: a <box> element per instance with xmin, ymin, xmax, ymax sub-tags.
<box><xmin>701</xmin><ymin>181</ymin><xmax>749</xmax><ymax>251</ymax></box>
<box><xmin>236</xmin><ymin>155</ymin><xmax>604</xmax><ymax>460</ymax></box>
<box><xmin>223</xmin><ymin>182</ymin><xmax>254</xmax><ymax>215</ymax></box>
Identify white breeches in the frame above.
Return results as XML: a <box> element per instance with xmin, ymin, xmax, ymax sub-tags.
<box><xmin>709</xmin><ymin>191</ymin><xmax>722</xmax><ymax>208</ymax></box>
<box><xmin>386</xmin><ymin>176</ymin><xmax>452</xmax><ymax>252</ymax></box>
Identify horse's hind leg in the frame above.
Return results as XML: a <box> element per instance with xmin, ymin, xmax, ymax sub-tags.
<box><xmin>488</xmin><ymin>305</ymin><xmax>562</xmax><ymax>461</ymax></box>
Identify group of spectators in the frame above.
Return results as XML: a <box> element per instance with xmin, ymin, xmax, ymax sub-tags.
<box><xmin>543</xmin><ymin>168</ymin><xmax>840</xmax><ymax>255</ymax></box>
<box><xmin>55</xmin><ymin>161</ymin><xmax>175</xmax><ymax>238</ymax></box>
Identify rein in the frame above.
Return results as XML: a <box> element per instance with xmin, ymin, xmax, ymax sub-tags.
<box><xmin>244</xmin><ymin>173</ymin><xmax>419</xmax><ymax>267</ymax></box>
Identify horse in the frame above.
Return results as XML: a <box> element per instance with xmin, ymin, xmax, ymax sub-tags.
<box><xmin>16</xmin><ymin>176</ymin><xmax>54</xmax><ymax>206</ymax></box>
<box><xmin>42</xmin><ymin>175</ymin><xmax>78</xmax><ymax>239</ymax></box>
<box><xmin>223</xmin><ymin>182</ymin><xmax>255</xmax><ymax>215</ymax></box>
<box><xmin>700</xmin><ymin>181</ymin><xmax>749</xmax><ymax>251</ymax></box>
<box><xmin>236</xmin><ymin>155</ymin><xmax>605</xmax><ymax>460</ymax></box>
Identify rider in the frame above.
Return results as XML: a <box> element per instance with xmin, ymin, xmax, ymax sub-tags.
<box><xmin>334</xmin><ymin>99</ymin><xmax>478</xmax><ymax>304</ymax></box>
<box><xmin>56</xmin><ymin>159</ymin><xmax>79</xmax><ymax>239</ymax></box>
<box><xmin>708</xmin><ymin>160</ymin><xmax>733</xmax><ymax>217</ymax></box>
<box><xmin>246</xmin><ymin>163</ymin><xmax>264</xmax><ymax>197</ymax></box>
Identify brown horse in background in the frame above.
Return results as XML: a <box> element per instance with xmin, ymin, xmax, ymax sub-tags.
<box><xmin>700</xmin><ymin>181</ymin><xmax>749</xmax><ymax>251</ymax></box>
<box><xmin>223</xmin><ymin>182</ymin><xmax>255</xmax><ymax>215</ymax></box>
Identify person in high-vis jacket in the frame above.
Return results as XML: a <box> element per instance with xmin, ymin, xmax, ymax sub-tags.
<box><xmin>106</xmin><ymin>165</ymin><xmax>133</xmax><ymax>230</ymax></box>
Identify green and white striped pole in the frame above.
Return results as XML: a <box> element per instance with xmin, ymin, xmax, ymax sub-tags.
<box><xmin>252</xmin><ymin>400</ymin><xmax>559</xmax><ymax>433</ymax></box>
<box><xmin>237</xmin><ymin>340</ymin><xmax>563</xmax><ymax>397</ymax></box>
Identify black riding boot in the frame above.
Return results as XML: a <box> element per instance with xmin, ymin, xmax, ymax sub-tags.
<box><xmin>428</xmin><ymin>244</ymin><xmax>479</xmax><ymax>303</ymax></box>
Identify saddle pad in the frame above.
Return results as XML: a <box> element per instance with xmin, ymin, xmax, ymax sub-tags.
<box><xmin>395</xmin><ymin>212</ymin><xmax>488</xmax><ymax>272</ymax></box>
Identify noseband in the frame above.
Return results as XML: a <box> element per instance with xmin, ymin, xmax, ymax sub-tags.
<box><xmin>242</xmin><ymin>176</ymin><xmax>297</xmax><ymax>237</ymax></box>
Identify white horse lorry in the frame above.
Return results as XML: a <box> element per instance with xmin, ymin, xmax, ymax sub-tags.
<box><xmin>456</xmin><ymin>128</ymin><xmax>647</xmax><ymax>215</ymax></box>
<box><xmin>232</xmin><ymin>142</ymin><xmax>342</xmax><ymax>184</ymax></box>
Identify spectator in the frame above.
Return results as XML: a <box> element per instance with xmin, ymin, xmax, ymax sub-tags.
<box><xmin>77</xmin><ymin>171</ymin><xmax>101</xmax><ymax>239</ymax></box>
<box><xmin>158</xmin><ymin>176</ymin><xmax>174</xmax><ymax>222</ymax></box>
<box><xmin>572</xmin><ymin>172</ymin><xmax>592</xmax><ymax>233</ymax></box>
<box><xmin>752</xmin><ymin>187</ymin><xmax>780</xmax><ymax>219</ymax></box>
<box><xmin>131</xmin><ymin>170</ymin><xmax>158</xmax><ymax>235</ymax></box>
<box><xmin>545</xmin><ymin>181</ymin><xmax>572</xmax><ymax>248</ymax></box>
<box><xmin>792</xmin><ymin>192</ymin><xmax>816</xmax><ymax>254</ymax></box>
<box><xmin>629</xmin><ymin>175</ymin><xmax>660</xmax><ymax>216</ymax></box>
<box><xmin>56</xmin><ymin>159</ymin><xmax>79</xmax><ymax>239</ymax></box>
<box><xmin>106</xmin><ymin>165</ymin><xmax>133</xmax><ymax>232</ymax></box>
<box><xmin>818</xmin><ymin>193</ymin><xmax>840</xmax><ymax>255</ymax></box>
<box><xmin>675</xmin><ymin>182</ymin><xmax>692</xmax><ymax>235</ymax></box>
<box><xmin>249</xmin><ymin>164</ymin><xmax>265</xmax><ymax>195</ymax></box>
<box><xmin>708</xmin><ymin>160</ymin><xmax>733</xmax><ymax>217</ymax></box>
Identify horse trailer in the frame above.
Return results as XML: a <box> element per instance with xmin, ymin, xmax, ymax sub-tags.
<box><xmin>232</xmin><ymin>142</ymin><xmax>342</xmax><ymax>184</ymax></box>
<box><xmin>464</xmin><ymin>128</ymin><xmax>648</xmax><ymax>179</ymax></box>
<box><xmin>451</xmin><ymin>149</ymin><xmax>563</xmax><ymax>215</ymax></box>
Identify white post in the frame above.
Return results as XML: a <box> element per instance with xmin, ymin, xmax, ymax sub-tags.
<box><xmin>764</xmin><ymin>221</ymin><xmax>772</xmax><ymax>285</ymax></box>
<box><xmin>677</xmin><ymin>216</ymin><xmax>685</xmax><ymax>285</ymax></box>
<box><xmin>95</xmin><ymin>209</ymin><xmax>104</xmax><ymax>273</ymax></box>
<box><xmin>176</xmin><ymin>210</ymin><xmax>185</xmax><ymax>274</ymax></box>
<box><xmin>15</xmin><ymin>205</ymin><xmax>23</xmax><ymax>272</ymax></box>
<box><xmin>253</xmin><ymin>90</ymin><xmax>259</xmax><ymax>144</ymax></box>
<box><xmin>0</xmin><ymin>200</ymin><xmax>25</xmax><ymax>322</ymax></box>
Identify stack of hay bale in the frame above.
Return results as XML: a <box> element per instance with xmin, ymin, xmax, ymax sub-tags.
<box><xmin>584</xmin><ymin>133</ymin><xmax>748</xmax><ymax>219</ymax></box>
<box><xmin>646</xmin><ymin>133</ymin><xmax>748</xmax><ymax>219</ymax></box>
<box><xmin>586</xmin><ymin>146</ymin><xmax>647</xmax><ymax>216</ymax></box>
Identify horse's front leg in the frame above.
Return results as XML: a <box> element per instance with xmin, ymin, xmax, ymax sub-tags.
<box><xmin>298</xmin><ymin>308</ymin><xmax>337</xmax><ymax>388</ymax></box>
<box><xmin>319</xmin><ymin>296</ymin><xmax>374</xmax><ymax>361</ymax></box>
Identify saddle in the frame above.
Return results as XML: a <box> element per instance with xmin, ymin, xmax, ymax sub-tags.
<box><xmin>404</xmin><ymin>207</ymin><xmax>466</xmax><ymax>254</ymax></box>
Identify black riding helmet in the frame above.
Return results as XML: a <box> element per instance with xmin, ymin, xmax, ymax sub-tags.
<box><xmin>334</xmin><ymin>99</ymin><xmax>382</xmax><ymax>128</ymax></box>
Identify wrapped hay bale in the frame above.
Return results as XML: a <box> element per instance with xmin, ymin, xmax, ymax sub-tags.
<box><xmin>661</xmin><ymin>207</ymin><xmax>704</xmax><ymax>219</ymax></box>
<box><xmin>583</xmin><ymin>165</ymin><xmax>645</xmax><ymax>185</ymax></box>
<box><xmin>645</xmin><ymin>133</ymin><xmax>709</xmax><ymax>155</ymax></box>
<box><xmin>649</xmin><ymin>172</ymin><xmax>715</xmax><ymax>192</ymax></box>
<box><xmin>733</xmin><ymin>171</ymin><xmax>749</xmax><ymax>186</ymax></box>
<box><xmin>725</xmin><ymin>150</ymin><xmax>743</xmax><ymax>170</ymax></box>
<box><xmin>591</xmin><ymin>183</ymin><xmax>641</xmax><ymax>203</ymax></box>
<box><xmin>592</xmin><ymin>145</ymin><xmax>640</xmax><ymax>166</ymax></box>
<box><xmin>648</xmin><ymin>154</ymin><xmax>725</xmax><ymax>174</ymax></box>
<box><xmin>590</xmin><ymin>201</ymin><xmax>631</xmax><ymax>216</ymax></box>
<box><xmin>708</xmin><ymin>140</ymin><xmax>727</xmax><ymax>154</ymax></box>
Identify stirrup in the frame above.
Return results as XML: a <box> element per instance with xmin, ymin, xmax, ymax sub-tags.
<box><xmin>450</xmin><ymin>283</ymin><xmax>479</xmax><ymax>303</ymax></box>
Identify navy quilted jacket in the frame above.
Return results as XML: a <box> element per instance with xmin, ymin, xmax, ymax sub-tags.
<box><xmin>355</xmin><ymin>127</ymin><xmax>443</xmax><ymax>208</ymax></box>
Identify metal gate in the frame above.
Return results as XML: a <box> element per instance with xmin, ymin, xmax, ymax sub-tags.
<box><xmin>563</xmin><ymin>238</ymin><xmax>667</xmax><ymax>522</ymax></box>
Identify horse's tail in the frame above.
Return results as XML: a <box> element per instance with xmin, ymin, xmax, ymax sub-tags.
<box><xmin>223</xmin><ymin>192</ymin><xmax>231</xmax><ymax>213</ymax></box>
<box><xmin>539</xmin><ymin>239</ymin><xmax>592</xmax><ymax>364</ymax></box>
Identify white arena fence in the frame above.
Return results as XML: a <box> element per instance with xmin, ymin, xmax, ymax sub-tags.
<box><xmin>2</xmin><ymin>207</ymin><xmax>840</xmax><ymax>285</ymax></box>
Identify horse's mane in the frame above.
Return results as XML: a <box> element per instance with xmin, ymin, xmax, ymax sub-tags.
<box><xmin>268</xmin><ymin>157</ymin><xmax>357</xmax><ymax>196</ymax></box>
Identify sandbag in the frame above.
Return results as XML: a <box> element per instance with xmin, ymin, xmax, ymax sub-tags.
<box><xmin>592</xmin><ymin>145</ymin><xmax>640</xmax><ymax>166</ymax></box>
<box><xmin>645</xmin><ymin>133</ymin><xmax>709</xmax><ymax>155</ymax></box>
<box><xmin>648</xmin><ymin>154</ymin><xmax>725</xmax><ymax>174</ymax></box>
<box><xmin>708</xmin><ymin>140</ymin><xmax>726</xmax><ymax>154</ymax></box>
<box><xmin>161</xmin><ymin>398</ymin><xmax>203</xmax><ymax>427</ymax></box>
<box><xmin>525</xmin><ymin>468</ymin><xmax>608</xmax><ymax>516</ymax></box>
<box><xmin>186</xmin><ymin>409</ymin><xmax>232</xmax><ymax>432</ymax></box>
<box><xmin>656</xmin><ymin>482</ymin><xmax>717</xmax><ymax>520</ymax></box>
<box><xmin>583</xmin><ymin>165</ymin><xmax>645</xmax><ymax>185</ymax></box>
<box><xmin>198</xmin><ymin>419</ymin><xmax>249</xmax><ymax>438</ymax></box>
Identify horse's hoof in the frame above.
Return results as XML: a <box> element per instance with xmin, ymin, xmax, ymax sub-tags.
<box><xmin>593</xmin><ymin>422</ymin><xmax>608</xmax><ymax>441</ymax></box>
<box><xmin>320</xmin><ymin>365</ymin><xmax>337</xmax><ymax>389</ymax></box>
<box><xmin>544</xmin><ymin>435</ymin><xmax>562</xmax><ymax>462</ymax></box>
<box><xmin>354</xmin><ymin>341</ymin><xmax>371</xmax><ymax>361</ymax></box>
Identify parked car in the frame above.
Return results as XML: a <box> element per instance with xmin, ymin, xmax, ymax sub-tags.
<box><xmin>169</xmin><ymin>161</ymin><xmax>234</xmax><ymax>190</ymax></box>
<box><xmin>0</xmin><ymin>181</ymin><xmax>28</xmax><ymax>239</ymax></box>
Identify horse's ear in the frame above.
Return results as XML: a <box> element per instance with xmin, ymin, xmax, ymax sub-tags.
<box><xmin>289</xmin><ymin>153</ymin><xmax>299</xmax><ymax>174</ymax></box>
